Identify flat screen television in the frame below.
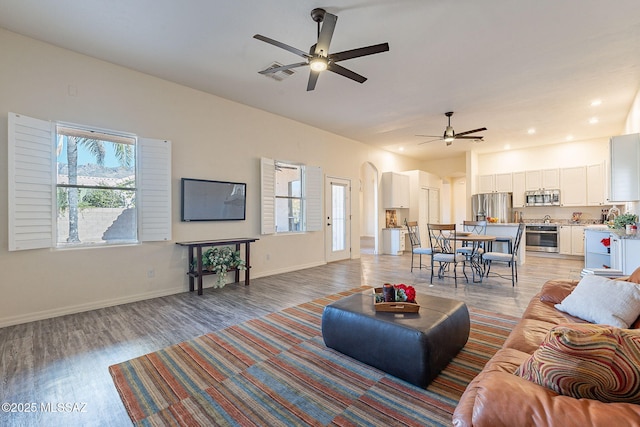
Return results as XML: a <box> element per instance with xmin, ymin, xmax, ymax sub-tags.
<box><xmin>181</xmin><ymin>178</ymin><xmax>246</xmax><ymax>221</ymax></box>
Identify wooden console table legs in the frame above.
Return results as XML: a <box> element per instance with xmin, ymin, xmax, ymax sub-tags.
<box><xmin>176</xmin><ymin>238</ymin><xmax>258</xmax><ymax>296</ymax></box>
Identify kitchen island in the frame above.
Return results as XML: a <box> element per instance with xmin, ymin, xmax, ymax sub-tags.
<box><xmin>483</xmin><ymin>223</ymin><xmax>526</xmax><ymax>265</ymax></box>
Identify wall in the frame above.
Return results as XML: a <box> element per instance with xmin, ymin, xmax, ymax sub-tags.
<box><xmin>0</xmin><ymin>29</ymin><xmax>423</xmax><ymax>326</ymax></box>
<box><xmin>476</xmin><ymin>138</ymin><xmax>609</xmax><ymax>174</ymax></box>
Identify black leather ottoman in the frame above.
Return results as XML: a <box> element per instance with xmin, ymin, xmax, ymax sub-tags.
<box><xmin>321</xmin><ymin>291</ymin><xmax>470</xmax><ymax>388</ymax></box>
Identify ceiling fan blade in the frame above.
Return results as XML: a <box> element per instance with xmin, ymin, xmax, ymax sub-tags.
<box><xmin>327</xmin><ymin>63</ymin><xmax>367</xmax><ymax>83</ymax></box>
<box><xmin>315</xmin><ymin>12</ymin><xmax>337</xmax><ymax>56</ymax></box>
<box><xmin>253</xmin><ymin>34</ymin><xmax>311</xmax><ymax>59</ymax></box>
<box><xmin>418</xmin><ymin>139</ymin><xmax>442</xmax><ymax>145</ymax></box>
<box><xmin>307</xmin><ymin>70</ymin><xmax>320</xmax><ymax>91</ymax></box>
<box><xmin>258</xmin><ymin>62</ymin><xmax>308</xmax><ymax>74</ymax></box>
<box><xmin>455</xmin><ymin>136</ymin><xmax>484</xmax><ymax>140</ymax></box>
<box><xmin>329</xmin><ymin>43</ymin><xmax>390</xmax><ymax>62</ymax></box>
<box><xmin>454</xmin><ymin>127</ymin><xmax>487</xmax><ymax>137</ymax></box>
<box><xmin>415</xmin><ymin>134</ymin><xmax>444</xmax><ymax>138</ymax></box>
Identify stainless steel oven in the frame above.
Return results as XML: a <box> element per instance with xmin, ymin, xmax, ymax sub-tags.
<box><xmin>525</xmin><ymin>224</ymin><xmax>559</xmax><ymax>252</ymax></box>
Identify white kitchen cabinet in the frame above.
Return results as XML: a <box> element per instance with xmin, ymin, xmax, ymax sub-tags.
<box><xmin>512</xmin><ymin>171</ymin><xmax>526</xmax><ymax>208</ymax></box>
<box><xmin>584</xmin><ymin>228</ymin><xmax>611</xmax><ymax>269</ymax></box>
<box><xmin>609</xmin><ymin>233</ymin><xmax>640</xmax><ymax>274</ymax></box>
<box><xmin>525</xmin><ymin>170</ymin><xmax>542</xmax><ymax>190</ymax></box>
<box><xmin>478</xmin><ymin>173</ymin><xmax>512</xmax><ymax>193</ymax></box>
<box><xmin>586</xmin><ymin>163</ymin><xmax>606</xmax><ymax>206</ymax></box>
<box><xmin>495</xmin><ymin>173</ymin><xmax>513</xmax><ymax>192</ymax></box>
<box><xmin>623</xmin><ymin>238</ymin><xmax>640</xmax><ymax>274</ymax></box>
<box><xmin>525</xmin><ymin>168</ymin><xmax>560</xmax><ymax>190</ymax></box>
<box><xmin>610</xmin><ymin>234</ymin><xmax>623</xmax><ymax>271</ymax></box>
<box><xmin>542</xmin><ymin>168</ymin><xmax>560</xmax><ymax>189</ymax></box>
<box><xmin>572</xmin><ymin>225</ymin><xmax>585</xmax><ymax>256</ymax></box>
<box><xmin>382</xmin><ymin>228</ymin><xmax>406</xmax><ymax>255</ymax></box>
<box><xmin>559</xmin><ymin>225</ymin><xmax>584</xmax><ymax>256</ymax></box>
<box><xmin>478</xmin><ymin>174</ymin><xmax>495</xmax><ymax>193</ymax></box>
<box><xmin>609</xmin><ymin>133</ymin><xmax>640</xmax><ymax>202</ymax></box>
<box><xmin>560</xmin><ymin>166</ymin><xmax>587</xmax><ymax>206</ymax></box>
<box><xmin>382</xmin><ymin>172</ymin><xmax>410</xmax><ymax>208</ymax></box>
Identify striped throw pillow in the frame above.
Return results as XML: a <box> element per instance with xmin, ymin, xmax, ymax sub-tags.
<box><xmin>515</xmin><ymin>324</ymin><xmax>640</xmax><ymax>403</ymax></box>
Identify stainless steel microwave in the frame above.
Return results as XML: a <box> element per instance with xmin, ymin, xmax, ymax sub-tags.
<box><xmin>525</xmin><ymin>189</ymin><xmax>560</xmax><ymax>207</ymax></box>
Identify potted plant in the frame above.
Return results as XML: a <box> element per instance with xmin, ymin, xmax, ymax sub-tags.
<box><xmin>611</xmin><ymin>213</ymin><xmax>638</xmax><ymax>230</ymax></box>
<box><xmin>200</xmin><ymin>247</ymin><xmax>247</xmax><ymax>288</ymax></box>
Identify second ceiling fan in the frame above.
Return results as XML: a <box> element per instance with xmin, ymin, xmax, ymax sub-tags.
<box><xmin>254</xmin><ymin>8</ymin><xmax>389</xmax><ymax>91</ymax></box>
<box><xmin>418</xmin><ymin>112</ymin><xmax>487</xmax><ymax>146</ymax></box>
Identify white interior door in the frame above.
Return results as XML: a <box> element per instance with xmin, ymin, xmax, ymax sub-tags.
<box><xmin>325</xmin><ymin>177</ymin><xmax>351</xmax><ymax>262</ymax></box>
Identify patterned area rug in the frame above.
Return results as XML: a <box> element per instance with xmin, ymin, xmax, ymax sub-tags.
<box><xmin>109</xmin><ymin>288</ymin><xmax>518</xmax><ymax>426</ymax></box>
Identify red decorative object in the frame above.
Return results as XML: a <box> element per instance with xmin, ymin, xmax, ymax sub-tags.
<box><xmin>395</xmin><ymin>284</ymin><xmax>416</xmax><ymax>303</ymax></box>
<box><xmin>374</xmin><ymin>284</ymin><xmax>420</xmax><ymax>313</ymax></box>
<box><xmin>601</xmin><ymin>238</ymin><xmax>610</xmax><ymax>248</ymax></box>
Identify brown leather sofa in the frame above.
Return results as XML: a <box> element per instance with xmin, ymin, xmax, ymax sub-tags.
<box><xmin>453</xmin><ymin>277</ymin><xmax>640</xmax><ymax>427</ymax></box>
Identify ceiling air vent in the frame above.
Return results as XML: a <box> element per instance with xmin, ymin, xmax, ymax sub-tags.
<box><xmin>262</xmin><ymin>62</ymin><xmax>295</xmax><ymax>81</ymax></box>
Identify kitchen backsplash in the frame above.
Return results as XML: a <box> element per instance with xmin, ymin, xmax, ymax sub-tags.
<box><xmin>514</xmin><ymin>205</ymin><xmax>614</xmax><ymax>224</ymax></box>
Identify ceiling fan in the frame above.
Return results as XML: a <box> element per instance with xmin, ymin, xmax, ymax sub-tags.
<box><xmin>417</xmin><ymin>112</ymin><xmax>487</xmax><ymax>146</ymax></box>
<box><xmin>253</xmin><ymin>8</ymin><xmax>389</xmax><ymax>91</ymax></box>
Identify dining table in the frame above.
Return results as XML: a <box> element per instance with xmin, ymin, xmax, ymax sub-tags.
<box><xmin>447</xmin><ymin>233</ymin><xmax>497</xmax><ymax>283</ymax></box>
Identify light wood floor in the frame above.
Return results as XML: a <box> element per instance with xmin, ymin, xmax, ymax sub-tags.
<box><xmin>0</xmin><ymin>248</ymin><xmax>583</xmax><ymax>426</ymax></box>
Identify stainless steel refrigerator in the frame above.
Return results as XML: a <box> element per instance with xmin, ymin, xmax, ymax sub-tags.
<box><xmin>471</xmin><ymin>192</ymin><xmax>513</xmax><ymax>223</ymax></box>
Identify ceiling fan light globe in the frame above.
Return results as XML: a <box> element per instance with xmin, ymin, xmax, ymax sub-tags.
<box><xmin>309</xmin><ymin>57</ymin><xmax>328</xmax><ymax>72</ymax></box>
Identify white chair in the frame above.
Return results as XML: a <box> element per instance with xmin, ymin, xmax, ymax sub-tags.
<box><xmin>428</xmin><ymin>223</ymin><xmax>467</xmax><ymax>287</ymax></box>
<box><xmin>482</xmin><ymin>223</ymin><xmax>525</xmax><ymax>286</ymax></box>
<box><xmin>405</xmin><ymin>220</ymin><xmax>432</xmax><ymax>272</ymax></box>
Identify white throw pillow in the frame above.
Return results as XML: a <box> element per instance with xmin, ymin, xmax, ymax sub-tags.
<box><xmin>555</xmin><ymin>275</ymin><xmax>640</xmax><ymax>328</ymax></box>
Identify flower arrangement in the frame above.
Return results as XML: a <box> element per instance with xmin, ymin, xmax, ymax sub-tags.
<box><xmin>610</xmin><ymin>213</ymin><xmax>638</xmax><ymax>230</ymax></box>
<box><xmin>375</xmin><ymin>283</ymin><xmax>416</xmax><ymax>303</ymax></box>
<box><xmin>199</xmin><ymin>247</ymin><xmax>247</xmax><ymax>288</ymax></box>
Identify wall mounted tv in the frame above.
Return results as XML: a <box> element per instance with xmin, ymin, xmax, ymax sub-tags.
<box><xmin>181</xmin><ymin>178</ymin><xmax>246</xmax><ymax>221</ymax></box>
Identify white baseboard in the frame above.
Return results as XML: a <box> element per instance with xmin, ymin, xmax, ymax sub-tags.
<box><xmin>0</xmin><ymin>261</ymin><xmax>331</xmax><ymax>328</ymax></box>
<box><xmin>0</xmin><ymin>286</ymin><xmax>185</xmax><ymax>328</ymax></box>
<box><xmin>252</xmin><ymin>261</ymin><xmax>327</xmax><ymax>278</ymax></box>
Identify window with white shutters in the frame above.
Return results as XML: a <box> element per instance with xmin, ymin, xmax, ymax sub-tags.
<box><xmin>261</xmin><ymin>157</ymin><xmax>322</xmax><ymax>234</ymax></box>
<box><xmin>7</xmin><ymin>112</ymin><xmax>171</xmax><ymax>250</ymax></box>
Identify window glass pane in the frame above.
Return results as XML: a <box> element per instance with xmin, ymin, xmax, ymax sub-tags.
<box><xmin>56</xmin><ymin>131</ymin><xmax>137</xmax><ymax>246</ymax></box>
<box><xmin>275</xmin><ymin>163</ymin><xmax>301</xmax><ymax>197</ymax></box>
<box><xmin>275</xmin><ymin>198</ymin><xmax>302</xmax><ymax>232</ymax></box>
<box><xmin>56</xmin><ymin>187</ymin><xmax>137</xmax><ymax>245</ymax></box>
<box><xmin>332</xmin><ymin>184</ymin><xmax>346</xmax><ymax>251</ymax></box>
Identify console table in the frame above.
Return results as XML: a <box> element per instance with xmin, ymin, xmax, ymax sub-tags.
<box><xmin>176</xmin><ymin>238</ymin><xmax>258</xmax><ymax>295</ymax></box>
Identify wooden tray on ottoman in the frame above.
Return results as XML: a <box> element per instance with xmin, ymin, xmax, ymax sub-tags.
<box><xmin>373</xmin><ymin>288</ymin><xmax>420</xmax><ymax>313</ymax></box>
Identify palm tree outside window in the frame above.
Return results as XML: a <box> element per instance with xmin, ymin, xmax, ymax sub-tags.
<box><xmin>56</xmin><ymin>126</ymin><xmax>136</xmax><ymax>246</ymax></box>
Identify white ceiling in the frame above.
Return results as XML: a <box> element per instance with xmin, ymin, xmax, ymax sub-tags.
<box><xmin>1</xmin><ymin>0</ymin><xmax>640</xmax><ymax>161</ymax></box>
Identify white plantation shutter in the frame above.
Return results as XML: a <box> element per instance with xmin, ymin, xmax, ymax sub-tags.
<box><xmin>305</xmin><ymin>165</ymin><xmax>323</xmax><ymax>231</ymax></box>
<box><xmin>261</xmin><ymin>157</ymin><xmax>276</xmax><ymax>234</ymax></box>
<box><xmin>8</xmin><ymin>113</ymin><xmax>56</xmax><ymax>251</ymax></box>
<box><xmin>138</xmin><ymin>138</ymin><xmax>172</xmax><ymax>241</ymax></box>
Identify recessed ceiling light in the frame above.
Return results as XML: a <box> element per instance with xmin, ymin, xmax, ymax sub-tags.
<box><xmin>527</xmin><ymin>128</ymin><xmax>536</xmax><ymax>135</ymax></box>
<box><xmin>591</xmin><ymin>99</ymin><xmax>602</xmax><ymax>107</ymax></box>
<box><xmin>398</xmin><ymin>146</ymin><xmax>405</xmax><ymax>152</ymax></box>
<box><xmin>566</xmin><ymin>135</ymin><xmax>574</xmax><ymax>141</ymax></box>
<box><xmin>589</xmin><ymin>117</ymin><xmax>599</xmax><ymax>124</ymax></box>
<box><xmin>504</xmin><ymin>144</ymin><xmax>511</xmax><ymax>150</ymax></box>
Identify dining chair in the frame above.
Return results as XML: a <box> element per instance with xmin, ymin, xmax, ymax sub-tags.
<box><xmin>427</xmin><ymin>223</ymin><xmax>468</xmax><ymax>287</ymax></box>
<box><xmin>405</xmin><ymin>220</ymin><xmax>432</xmax><ymax>272</ymax></box>
<box><xmin>482</xmin><ymin>223</ymin><xmax>525</xmax><ymax>286</ymax></box>
<box><xmin>456</xmin><ymin>220</ymin><xmax>487</xmax><ymax>259</ymax></box>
